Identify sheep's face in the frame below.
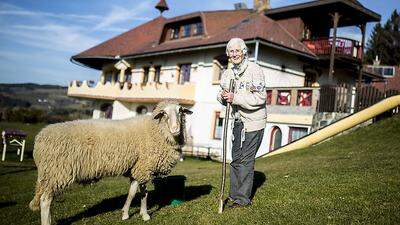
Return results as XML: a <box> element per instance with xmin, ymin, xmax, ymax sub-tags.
<box><xmin>154</xmin><ymin>104</ymin><xmax>192</xmax><ymax>137</ymax></box>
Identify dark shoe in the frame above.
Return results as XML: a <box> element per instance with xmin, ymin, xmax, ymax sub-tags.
<box><xmin>228</xmin><ymin>202</ymin><xmax>251</xmax><ymax>209</ymax></box>
<box><xmin>224</xmin><ymin>197</ymin><xmax>235</xmax><ymax>207</ymax></box>
<box><xmin>226</xmin><ymin>197</ymin><xmax>235</xmax><ymax>203</ymax></box>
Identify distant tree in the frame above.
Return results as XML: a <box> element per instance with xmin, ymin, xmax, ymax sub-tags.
<box><xmin>365</xmin><ymin>10</ymin><xmax>400</xmax><ymax>65</ymax></box>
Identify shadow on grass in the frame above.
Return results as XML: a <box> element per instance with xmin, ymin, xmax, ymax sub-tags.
<box><xmin>57</xmin><ymin>184</ymin><xmax>212</xmax><ymax>225</ymax></box>
<box><xmin>250</xmin><ymin>171</ymin><xmax>267</xmax><ymax>200</ymax></box>
<box><xmin>0</xmin><ymin>164</ymin><xmax>36</xmax><ymax>175</ymax></box>
<box><xmin>0</xmin><ymin>201</ymin><xmax>17</xmax><ymax>209</ymax></box>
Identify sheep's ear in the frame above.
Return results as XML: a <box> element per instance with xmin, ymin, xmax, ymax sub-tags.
<box><xmin>180</xmin><ymin>107</ymin><xmax>193</xmax><ymax>115</ymax></box>
<box><xmin>153</xmin><ymin>110</ymin><xmax>165</xmax><ymax>119</ymax></box>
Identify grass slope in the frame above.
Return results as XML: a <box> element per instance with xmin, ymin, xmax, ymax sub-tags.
<box><xmin>0</xmin><ymin>115</ymin><xmax>399</xmax><ymax>225</ymax></box>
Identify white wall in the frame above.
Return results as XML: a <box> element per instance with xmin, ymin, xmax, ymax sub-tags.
<box><xmin>256</xmin><ymin>123</ymin><xmax>311</xmax><ymax>157</ymax></box>
<box><xmin>257</xmin><ymin>45</ymin><xmax>305</xmax><ymax>88</ymax></box>
<box><xmin>95</xmin><ymin>44</ymin><xmax>312</xmax><ymax>157</ymax></box>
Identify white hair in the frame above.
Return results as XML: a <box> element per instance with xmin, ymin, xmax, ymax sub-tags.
<box><xmin>226</xmin><ymin>38</ymin><xmax>248</xmax><ymax>56</ymax></box>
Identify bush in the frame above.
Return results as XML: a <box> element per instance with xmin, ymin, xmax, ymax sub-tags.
<box><xmin>5</xmin><ymin>107</ymin><xmax>46</xmax><ymax>123</ymax></box>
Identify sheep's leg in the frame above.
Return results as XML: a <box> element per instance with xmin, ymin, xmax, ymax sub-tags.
<box><xmin>122</xmin><ymin>180</ymin><xmax>139</xmax><ymax>220</ymax></box>
<box><xmin>40</xmin><ymin>193</ymin><xmax>53</xmax><ymax>225</ymax></box>
<box><xmin>139</xmin><ymin>184</ymin><xmax>150</xmax><ymax>221</ymax></box>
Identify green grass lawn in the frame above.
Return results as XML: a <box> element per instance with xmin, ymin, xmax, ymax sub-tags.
<box><xmin>1</xmin><ymin>115</ymin><xmax>400</xmax><ymax>225</ymax></box>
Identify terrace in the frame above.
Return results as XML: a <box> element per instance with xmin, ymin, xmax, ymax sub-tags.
<box><xmin>266</xmin><ymin>87</ymin><xmax>320</xmax><ymax>125</ymax></box>
<box><xmin>67</xmin><ymin>80</ymin><xmax>196</xmax><ymax>105</ymax></box>
<box><xmin>303</xmin><ymin>37</ymin><xmax>362</xmax><ymax>60</ymax></box>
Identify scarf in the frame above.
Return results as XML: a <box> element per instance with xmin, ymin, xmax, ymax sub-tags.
<box><xmin>232</xmin><ymin>57</ymin><xmax>249</xmax><ymax>79</ymax></box>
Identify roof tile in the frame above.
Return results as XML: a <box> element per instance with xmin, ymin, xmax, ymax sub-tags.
<box><xmin>73</xmin><ymin>10</ymin><xmax>315</xmax><ymax>63</ymax></box>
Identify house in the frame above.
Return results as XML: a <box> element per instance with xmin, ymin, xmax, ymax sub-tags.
<box><xmin>68</xmin><ymin>0</ymin><xmax>381</xmax><ymax>159</ymax></box>
<box><xmin>367</xmin><ymin>63</ymin><xmax>400</xmax><ymax>92</ymax></box>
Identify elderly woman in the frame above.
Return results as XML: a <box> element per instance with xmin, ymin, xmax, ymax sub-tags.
<box><xmin>217</xmin><ymin>38</ymin><xmax>267</xmax><ymax>208</ymax></box>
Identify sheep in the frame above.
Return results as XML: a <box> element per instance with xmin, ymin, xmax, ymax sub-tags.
<box><xmin>28</xmin><ymin>100</ymin><xmax>192</xmax><ymax>225</ymax></box>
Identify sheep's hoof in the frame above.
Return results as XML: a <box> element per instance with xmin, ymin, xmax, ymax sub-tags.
<box><xmin>142</xmin><ymin>214</ymin><xmax>150</xmax><ymax>221</ymax></box>
<box><xmin>122</xmin><ymin>214</ymin><xmax>129</xmax><ymax>220</ymax></box>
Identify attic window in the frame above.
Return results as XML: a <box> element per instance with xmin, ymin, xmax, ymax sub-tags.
<box><xmin>162</xmin><ymin>17</ymin><xmax>204</xmax><ymax>42</ymax></box>
<box><xmin>193</xmin><ymin>22</ymin><xmax>203</xmax><ymax>36</ymax></box>
<box><xmin>171</xmin><ymin>27</ymin><xmax>180</xmax><ymax>39</ymax></box>
<box><xmin>182</xmin><ymin>24</ymin><xmax>191</xmax><ymax>38</ymax></box>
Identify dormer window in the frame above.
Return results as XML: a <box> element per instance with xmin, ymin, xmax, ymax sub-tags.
<box><xmin>182</xmin><ymin>24</ymin><xmax>192</xmax><ymax>38</ymax></box>
<box><xmin>193</xmin><ymin>22</ymin><xmax>203</xmax><ymax>36</ymax></box>
<box><xmin>171</xmin><ymin>27</ymin><xmax>180</xmax><ymax>39</ymax></box>
<box><xmin>161</xmin><ymin>17</ymin><xmax>204</xmax><ymax>43</ymax></box>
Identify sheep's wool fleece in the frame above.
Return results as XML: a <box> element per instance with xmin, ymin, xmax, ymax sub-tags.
<box><xmin>33</xmin><ymin>107</ymin><xmax>182</xmax><ymax>195</ymax></box>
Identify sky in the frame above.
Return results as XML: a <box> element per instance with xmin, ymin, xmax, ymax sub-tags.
<box><xmin>0</xmin><ymin>0</ymin><xmax>399</xmax><ymax>86</ymax></box>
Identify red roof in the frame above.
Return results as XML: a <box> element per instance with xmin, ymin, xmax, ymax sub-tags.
<box><xmin>72</xmin><ymin>9</ymin><xmax>316</xmax><ymax>68</ymax></box>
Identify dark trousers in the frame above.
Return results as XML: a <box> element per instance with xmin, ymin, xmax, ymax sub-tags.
<box><xmin>229</xmin><ymin>121</ymin><xmax>264</xmax><ymax>205</ymax></box>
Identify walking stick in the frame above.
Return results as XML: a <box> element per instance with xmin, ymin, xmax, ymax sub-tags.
<box><xmin>218</xmin><ymin>79</ymin><xmax>234</xmax><ymax>214</ymax></box>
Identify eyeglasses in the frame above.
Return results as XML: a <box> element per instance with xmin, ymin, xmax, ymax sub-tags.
<box><xmin>228</xmin><ymin>49</ymin><xmax>243</xmax><ymax>56</ymax></box>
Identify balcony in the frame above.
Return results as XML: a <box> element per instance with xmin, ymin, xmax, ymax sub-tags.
<box><xmin>266</xmin><ymin>87</ymin><xmax>320</xmax><ymax>125</ymax></box>
<box><xmin>303</xmin><ymin>37</ymin><xmax>362</xmax><ymax>60</ymax></box>
<box><xmin>68</xmin><ymin>80</ymin><xmax>196</xmax><ymax>105</ymax></box>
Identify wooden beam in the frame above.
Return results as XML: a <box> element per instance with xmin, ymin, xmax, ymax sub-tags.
<box><xmin>328</xmin><ymin>12</ymin><xmax>340</xmax><ymax>83</ymax></box>
<box><xmin>357</xmin><ymin>23</ymin><xmax>366</xmax><ymax>91</ymax></box>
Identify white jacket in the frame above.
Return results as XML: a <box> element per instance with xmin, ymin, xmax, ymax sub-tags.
<box><xmin>217</xmin><ymin>61</ymin><xmax>267</xmax><ymax>132</ymax></box>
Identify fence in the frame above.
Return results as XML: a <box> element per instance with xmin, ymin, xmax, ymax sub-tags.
<box><xmin>317</xmin><ymin>83</ymin><xmax>354</xmax><ymax>113</ymax></box>
<box><xmin>318</xmin><ymin>83</ymin><xmax>400</xmax><ymax>116</ymax></box>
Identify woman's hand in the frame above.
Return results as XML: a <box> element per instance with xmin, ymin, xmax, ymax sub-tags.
<box><xmin>221</xmin><ymin>90</ymin><xmax>234</xmax><ymax>103</ymax></box>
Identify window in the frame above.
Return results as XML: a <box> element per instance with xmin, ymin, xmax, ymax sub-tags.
<box><xmin>297</xmin><ymin>90</ymin><xmax>312</xmax><ymax>107</ymax></box>
<box><xmin>88</xmin><ymin>80</ymin><xmax>95</xmax><ymax>87</ymax></box>
<box><xmin>193</xmin><ymin>22</ymin><xmax>203</xmax><ymax>36</ymax></box>
<box><xmin>179</xmin><ymin>64</ymin><xmax>191</xmax><ymax>84</ymax></box>
<box><xmin>143</xmin><ymin>67</ymin><xmax>149</xmax><ymax>84</ymax></box>
<box><xmin>100</xmin><ymin>103</ymin><xmax>113</xmax><ymax>119</ymax></box>
<box><xmin>171</xmin><ymin>27</ymin><xmax>180</xmax><ymax>39</ymax></box>
<box><xmin>105</xmin><ymin>71</ymin><xmax>113</xmax><ymax>83</ymax></box>
<box><xmin>163</xmin><ymin>19</ymin><xmax>203</xmax><ymax>42</ymax></box>
<box><xmin>302</xmin><ymin>25</ymin><xmax>311</xmax><ymax>40</ymax></box>
<box><xmin>113</xmin><ymin>73</ymin><xmax>119</xmax><ymax>83</ymax></box>
<box><xmin>366</xmin><ymin>65</ymin><xmax>395</xmax><ymax>77</ymax></box>
<box><xmin>125</xmin><ymin>69</ymin><xmax>132</xmax><ymax>82</ymax></box>
<box><xmin>277</xmin><ymin>90</ymin><xmax>291</xmax><ymax>105</ymax></box>
<box><xmin>182</xmin><ymin>24</ymin><xmax>191</xmax><ymax>38</ymax></box>
<box><xmin>270</xmin><ymin>126</ymin><xmax>282</xmax><ymax>151</ymax></box>
<box><xmin>383</xmin><ymin>67</ymin><xmax>395</xmax><ymax>77</ymax></box>
<box><xmin>212</xmin><ymin>55</ymin><xmax>228</xmax><ymax>82</ymax></box>
<box><xmin>213</xmin><ymin>112</ymin><xmax>224</xmax><ymax>139</ymax></box>
<box><xmin>154</xmin><ymin>66</ymin><xmax>161</xmax><ymax>83</ymax></box>
<box><xmin>266</xmin><ymin>90</ymin><xmax>272</xmax><ymax>105</ymax></box>
<box><xmin>288</xmin><ymin>127</ymin><xmax>308</xmax><ymax>142</ymax></box>
<box><xmin>304</xmin><ymin>72</ymin><xmax>317</xmax><ymax>87</ymax></box>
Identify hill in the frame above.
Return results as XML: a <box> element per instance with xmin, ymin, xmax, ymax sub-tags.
<box><xmin>0</xmin><ymin>115</ymin><xmax>399</xmax><ymax>224</ymax></box>
<box><xmin>0</xmin><ymin>83</ymin><xmax>92</xmax><ymax>109</ymax></box>
<box><xmin>0</xmin><ymin>83</ymin><xmax>94</xmax><ymax>122</ymax></box>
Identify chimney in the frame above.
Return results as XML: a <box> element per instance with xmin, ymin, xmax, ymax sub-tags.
<box><xmin>253</xmin><ymin>0</ymin><xmax>270</xmax><ymax>13</ymax></box>
<box><xmin>234</xmin><ymin>3</ymin><xmax>248</xmax><ymax>10</ymax></box>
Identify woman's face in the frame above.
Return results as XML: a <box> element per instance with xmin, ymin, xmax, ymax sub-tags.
<box><xmin>228</xmin><ymin>44</ymin><xmax>244</xmax><ymax>65</ymax></box>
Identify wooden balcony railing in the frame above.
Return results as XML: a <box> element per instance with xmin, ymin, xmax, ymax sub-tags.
<box><xmin>303</xmin><ymin>37</ymin><xmax>362</xmax><ymax>60</ymax></box>
<box><xmin>67</xmin><ymin>80</ymin><xmax>196</xmax><ymax>105</ymax></box>
<box><xmin>265</xmin><ymin>87</ymin><xmax>320</xmax><ymax>125</ymax></box>
<box><xmin>317</xmin><ymin>84</ymin><xmax>400</xmax><ymax>114</ymax></box>
<box><xmin>266</xmin><ymin>87</ymin><xmax>319</xmax><ymax>109</ymax></box>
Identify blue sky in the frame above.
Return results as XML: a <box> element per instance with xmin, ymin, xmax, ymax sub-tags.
<box><xmin>0</xmin><ymin>0</ymin><xmax>398</xmax><ymax>86</ymax></box>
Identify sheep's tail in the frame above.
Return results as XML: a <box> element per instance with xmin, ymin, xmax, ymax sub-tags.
<box><xmin>29</xmin><ymin>181</ymin><xmax>44</xmax><ymax>211</ymax></box>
